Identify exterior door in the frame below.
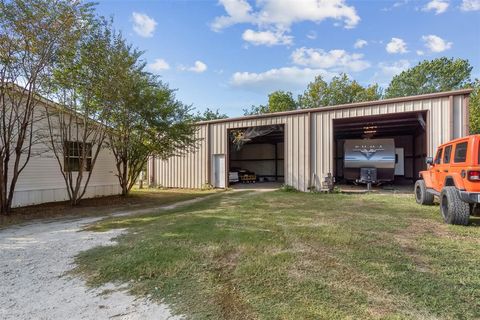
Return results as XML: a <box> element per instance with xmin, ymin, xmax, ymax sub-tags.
<box><xmin>437</xmin><ymin>144</ymin><xmax>453</xmax><ymax>190</ymax></box>
<box><xmin>430</xmin><ymin>147</ymin><xmax>443</xmax><ymax>191</ymax></box>
<box><xmin>394</xmin><ymin>148</ymin><xmax>404</xmax><ymax>176</ymax></box>
<box><xmin>212</xmin><ymin>154</ymin><xmax>226</xmax><ymax>188</ymax></box>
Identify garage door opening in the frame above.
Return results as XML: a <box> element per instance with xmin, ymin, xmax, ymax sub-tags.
<box><xmin>333</xmin><ymin>112</ymin><xmax>427</xmax><ymax>187</ymax></box>
<box><xmin>227</xmin><ymin>125</ymin><xmax>284</xmax><ymax>188</ymax></box>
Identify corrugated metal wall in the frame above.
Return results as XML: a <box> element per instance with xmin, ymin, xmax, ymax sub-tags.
<box><xmin>152</xmin><ymin>124</ymin><xmax>209</xmax><ymax>188</ymax></box>
<box><xmin>150</xmin><ymin>92</ymin><xmax>470</xmax><ymax>192</ymax></box>
<box><xmin>311</xmin><ymin>97</ymin><xmax>454</xmax><ymax>189</ymax></box>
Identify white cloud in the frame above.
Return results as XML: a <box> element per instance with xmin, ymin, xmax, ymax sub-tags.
<box><xmin>212</xmin><ymin>0</ymin><xmax>360</xmax><ymax>30</ymax></box>
<box><xmin>423</xmin><ymin>0</ymin><xmax>449</xmax><ymax>14</ymax></box>
<box><xmin>242</xmin><ymin>29</ymin><xmax>293</xmax><ymax>46</ymax></box>
<box><xmin>354</xmin><ymin>39</ymin><xmax>368</xmax><ymax>49</ymax></box>
<box><xmin>379</xmin><ymin>60</ymin><xmax>411</xmax><ymax>77</ymax></box>
<box><xmin>180</xmin><ymin>60</ymin><xmax>208</xmax><ymax>73</ymax></box>
<box><xmin>230</xmin><ymin>66</ymin><xmax>336</xmax><ymax>92</ymax></box>
<box><xmin>372</xmin><ymin>59</ymin><xmax>411</xmax><ymax>86</ymax></box>
<box><xmin>132</xmin><ymin>12</ymin><xmax>157</xmax><ymax>38</ymax></box>
<box><xmin>211</xmin><ymin>0</ymin><xmax>360</xmax><ymax>45</ymax></box>
<box><xmin>422</xmin><ymin>34</ymin><xmax>452</xmax><ymax>52</ymax></box>
<box><xmin>149</xmin><ymin>59</ymin><xmax>170</xmax><ymax>72</ymax></box>
<box><xmin>211</xmin><ymin>0</ymin><xmax>254</xmax><ymax>31</ymax></box>
<box><xmin>461</xmin><ymin>0</ymin><xmax>480</xmax><ymax>11</ymax></box>
<box><xmin>386</xmin><ymin>37</ymin><xmax>408</xmax><ymax>54</ymax></box>
<box><xmin>416</xmin><ymin>50</ymin><xmax>425</xmax><ymax>56</ymax></box>
<box><xmin>291</xmin><ymin>47</ymin><xmax>370</xmax><ymax>72</ymax></box>
<box><xmin>382</xmin><ymin>0</ymin><xmax>411</xmax><ymax>11</ymax></box>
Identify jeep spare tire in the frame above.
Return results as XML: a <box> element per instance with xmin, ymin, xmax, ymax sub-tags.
<box><xmin>440</xmin><ymin>187</ymin><xmax>470</xmax><ymax>225</ymax></box>
<box><xmin>415</xmin><ymin>180</ymin><xmax>434</xmax><ymax>205</ymax></box>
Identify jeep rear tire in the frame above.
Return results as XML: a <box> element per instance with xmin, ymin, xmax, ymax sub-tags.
<box><xmin>415</xmin><ymin>180</ymin><xmax>434</xmax><ymax>205</ymax></box>
<box><xmin>440</xmin><ymin>187</ymin><xmax>470</xmax><ymax>225</ymax></box>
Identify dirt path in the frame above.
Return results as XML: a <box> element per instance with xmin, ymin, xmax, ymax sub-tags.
<box><xmin>0</xmin><ymin>195</ymin><xmax>218</xmax><ymax>320</ymax></box>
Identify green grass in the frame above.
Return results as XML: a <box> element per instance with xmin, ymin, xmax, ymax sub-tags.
<box><xmin>0</xmin><ymin>187</ymin><xmax>219</xmax><ymax>227</ymax></box>
<box><xmin>75</xmin><ymin>191</ymin><xmax>480</xmax><ymax>320</ymax></box>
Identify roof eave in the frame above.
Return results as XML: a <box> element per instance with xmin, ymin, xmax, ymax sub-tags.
<box><xmin>197</xmin><ymin>88</ymin><xmax>474</xmax><ymax>125</ymax></box>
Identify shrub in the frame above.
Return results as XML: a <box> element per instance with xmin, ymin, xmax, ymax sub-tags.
<box><xmin>280</xmin><ymin>184</ymin><xmax>298</xmax><ymax>192</ymax></box>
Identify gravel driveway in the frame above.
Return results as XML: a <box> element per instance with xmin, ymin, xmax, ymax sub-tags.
<box><xmin>0</xmin><ymin>197</ymin><xmax>213</xmax><ymax>320</ymax></box>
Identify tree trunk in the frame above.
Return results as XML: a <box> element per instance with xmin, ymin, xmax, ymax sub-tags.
<box><xmin>121</xmin><ymin>159</ymin><xmax>128</xmax><ymax>196</ymax></box>
<box><xmin>0</xmin><ymin>158</ymin><xmax>6</xmax><ymax>215</ymax></box>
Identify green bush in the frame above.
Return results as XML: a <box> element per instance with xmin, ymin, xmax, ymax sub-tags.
<box><xmin>280</xmin><ymin>184</ymin><xmax>298</xmax><ymax>192</ymax></box>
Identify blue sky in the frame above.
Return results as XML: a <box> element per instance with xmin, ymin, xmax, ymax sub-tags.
<box><xmin>95</xmin><ymin>0</ymin><xmax>480</xmax><ymax>116</ymax></box>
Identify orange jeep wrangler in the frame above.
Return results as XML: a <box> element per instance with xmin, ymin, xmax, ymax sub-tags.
<box><xmin>415</xmin><ymin>134</ymin><xmax>480</xmax><ymax>225</ymax></box>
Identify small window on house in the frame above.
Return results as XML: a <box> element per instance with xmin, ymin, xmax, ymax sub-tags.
<box><xmin>454</xmin><ymin>142</ymin><xmax>468</xmax><ymax>163</ymax></box>
<box><xmin>443</xmin><ymin>145</ymin><xmax>452</xmax><ymax>164</ymax></box>
<box><xmin>64</xmin><ymin>141</ymin><xmax>92</xmax><ymax>172</ymax></box>
<box><xmin>435</xmin><ymin>148</ymin><xmax>443</xmax><ymax>164</ymax></box>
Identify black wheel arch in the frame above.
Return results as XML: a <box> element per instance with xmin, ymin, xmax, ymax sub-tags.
<box><xmin>444</xmin><ymin>176</ymin><xmax>457</xmax><ymax>188</ymax></box>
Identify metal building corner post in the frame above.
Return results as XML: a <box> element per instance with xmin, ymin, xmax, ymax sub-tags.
<box><xmin>307</xmin><ymin>111</ymin><xmax>312</xmax><ymax>190</ymax></box>
<box><xmin>449</xmin><ymin>95</ymin><xmax>454</xmax><ymax>140</ymax></box>
<box><xmin>206</xmin><ymin>123</ymin><xmax>211</xmax><ymax>186</ymax></box>
<box><xmin>225</xmin><ymin>128</ymin><xmax>229</xmax><ymax>189</ymax></box>
<box><xmin>464</xmin><ymin>94</ymin><xmax>470</xmax><ymax>136</ymax></box>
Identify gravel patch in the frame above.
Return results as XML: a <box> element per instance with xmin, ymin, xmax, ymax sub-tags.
<box><xmin>0</xmin><ymin>196</ymin><xmax>217</xmax><ymax>320</ymax></box>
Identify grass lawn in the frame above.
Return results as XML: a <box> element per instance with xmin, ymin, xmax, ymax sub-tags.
<box><xmin>0</xmin><ymin>187</ymin><xmax>218</xmax><ymax>227</ymax></box>
<box><xmin>75</xmin><ymin>190</ymin><xmax>480</xmax><ymax>320</ymax></box>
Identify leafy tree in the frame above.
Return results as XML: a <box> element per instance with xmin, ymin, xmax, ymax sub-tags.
<box><xmin>298</xmin><ymin>73</ymin><xmax>382</xmax><ymax>109</ymax></box>
<box><xmin>43</xmin><ymin>18</ymin><xmax>112</xmax><ymax>205</ymax></box>
<box><xmin>244</xmin><ymin>90</ymin><xmax>297</xmax><ymax>115</ymax></box>
<box><xmin>385</xmin><ymin>58</ymin><xmax>473</xmax><ymax>98</ymax></box>
<box><xmin>268</xmin><ymin>91</ymin><xmax>297</xmax><ymax>112</ymax></box>
<box><xmin>104</xmin><ymin>36</ymin><xmax>197</xmax><ymax>196</ymax></box>
<box><xmin>0</xmin><ymin>0</ymin><xmax>93</xmax><ymax>213</ymax></box>
<box><xmin>195</xmin><ymin>108</ymin><xmax>228</xmax><ymax>121</ymax></box>
<box><xmin>470</xmin><ymin>80</ymin><xmax>480</xmax><ymax>134</ymax></box>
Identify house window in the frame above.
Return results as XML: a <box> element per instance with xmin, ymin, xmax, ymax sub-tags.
<box><xmin>64</xmin><ymin>141</ymin><xmax>92</xmax><ymax>172</ymax></box>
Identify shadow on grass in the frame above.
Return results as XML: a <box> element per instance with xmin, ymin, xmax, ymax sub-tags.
<box><xmin>84</xmin><ymin>191</ymin><xmax>253</xmax><ymax>232</ymax></box>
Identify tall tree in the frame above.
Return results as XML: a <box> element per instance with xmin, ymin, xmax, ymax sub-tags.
<box><xmin>470</xmin><ymin>80</ymin><xmax>480</xmax><ymax>134</ymax></box>
<box><xmin>104</xmin><ymin>36</ymin><xmax>197</xmax><ymax>196</ymax></box>
<box><xmin>244</xmin><ymin>90</ymin><xmax>297</xmax><ymax>115</ymax></box>
<box><xmin>385</xmin><ymin>58</ymin><xmax>473</xmax><ymax>98</ymax></box>
<box><xmin>43</xmin><ymin>18</ymin><xmax>111</xmax><ymax>205</ymax></box>
<box><xmin>0</xmin><ymin>0</ymin><xmax>93</xmax><ymax>214</ymax></box>
<box><xmin>195</xmin><ymin>108</ymin><xmax>228</xmax><ymax>121</ymax></box>
<box><xmin>298</xmin><ymin>73</ymin><xmax>382</xmax><ymax>109</ymax></box>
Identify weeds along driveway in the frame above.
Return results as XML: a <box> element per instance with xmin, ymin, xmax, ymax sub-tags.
<box><xmin>0</xmin><ymin>194</ymin><xmax>220</xmax><ymax>320</ymax></box>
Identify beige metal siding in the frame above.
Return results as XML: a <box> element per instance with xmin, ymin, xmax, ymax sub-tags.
<box><xmin>153</xmin><ymin>125</ymin><xmax>208</xmax><ymax>188</ymax></box>
<box><xmin>452</xmin><ymin>95</ymin><xmax>469</xmax><ymax>138</ymax></box>
<box><xmin>149</xmin><ymin>91</ymin><xmax>470</xmax><ymax>192</ymax></box>
<box><xmin>311</xmin><ymin>96</ymin><xmax>455</xmax><ymax>189</ymax></box>
<box><xmin>208</xmin><ymin>114</ymin><xmax>310</xmax><ymax>191</ymax></box>
<box><xmin>152</xmin><ymin>114</ymin><xmax>311</xmax><ymax>191</ymax></box>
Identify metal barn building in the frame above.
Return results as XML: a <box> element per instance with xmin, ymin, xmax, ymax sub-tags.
<box><xmin>148</xmin><ymin>89</ymin><xmax>472</xmax><ymax>192</ymax></box>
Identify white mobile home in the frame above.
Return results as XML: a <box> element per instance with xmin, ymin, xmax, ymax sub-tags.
<box><xmin>2</xmin><ymin>88</ymin><xmax>121</xmax><ymax>208</ymax></box>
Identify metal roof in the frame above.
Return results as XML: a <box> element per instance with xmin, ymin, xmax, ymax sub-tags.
<box><xmin>197</xmin><ymin>88</ymin><xmax>473</xmax><ymax>125</ymax></box>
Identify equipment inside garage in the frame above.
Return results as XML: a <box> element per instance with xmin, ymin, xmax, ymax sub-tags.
<box><xmin>228</xmin><ymin>125</ymin><xmax>284</xmax><ymax>185</ymax></box>
<box><xmin>333</xmin><ymin>112</ymin><xmax>428</xmax><ymax>186</ymax></box>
